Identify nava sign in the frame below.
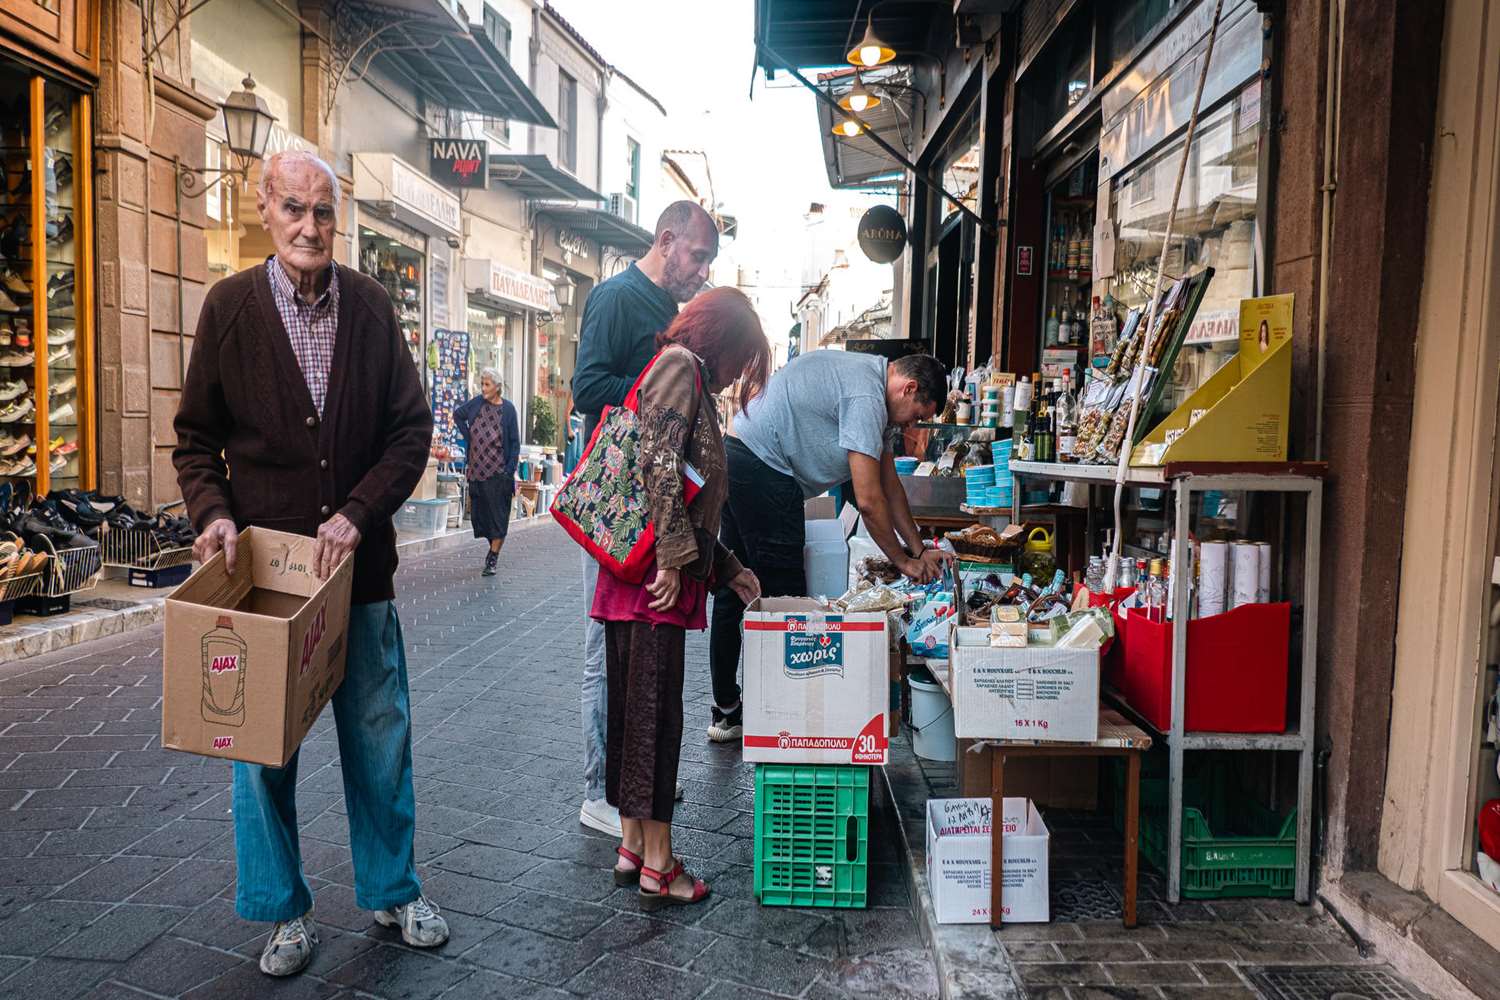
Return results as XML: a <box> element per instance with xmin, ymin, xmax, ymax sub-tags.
<box><xmin>429</xmin><ymin>138</ymin><xmax>488</xmax><ymax>189</ymax></box>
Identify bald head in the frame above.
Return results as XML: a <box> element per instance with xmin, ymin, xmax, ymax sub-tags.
<box><xmin>258</xmin><ymin>150</ymin><xmax>340</xmax><ymax>207</ymax></box>
<box><xmin>641</xmin><ymin>201</ymin><xmax>720</xmax><ymax>303</ymax></box>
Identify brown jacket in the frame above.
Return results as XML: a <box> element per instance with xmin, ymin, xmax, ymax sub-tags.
<box><xmin>638</xmin><ymin>345</ymin><xmax>743</xmax><ymax>585</ymax></box>
<box><xmin>172</xmin><ymin>262</ymin><xmax>433</xmax><ymax>604</ymax></box>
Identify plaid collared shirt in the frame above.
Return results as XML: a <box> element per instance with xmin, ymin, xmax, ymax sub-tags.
<box><xmin>266</xmin><ymin>255</ymin><xmax>340</xmax><ymax>415</ymax></box>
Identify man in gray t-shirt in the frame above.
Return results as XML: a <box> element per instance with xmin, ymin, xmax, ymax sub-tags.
<box><xmin>705</xmin><ymin>351</ymin><xmax>950</xmax><ymax>743</ymax></box>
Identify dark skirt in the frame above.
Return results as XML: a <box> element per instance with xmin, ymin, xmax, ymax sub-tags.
<box><xmin>469</xmin><ymin>476</ymin><xmax>514</xmax><ymax>540</ymax></box>
<box><xmin>604</xmin><ymin>620</ymin><xmax>685</xmax><ymax>823</ymax></box>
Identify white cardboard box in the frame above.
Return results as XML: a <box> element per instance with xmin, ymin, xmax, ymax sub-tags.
<box><xmin>949</xmin><ymin>626</ymin><xmax>1100</xmax><ymax>742</ymax></box>
<box><xmin>804</xmin><ymin>499</ymin><xmax>859</xmax><ymax>600</ymax></box>
<box><xmin>743</xmin><ymin>597</ymin><xmax>889</xmax><ymax>765</ymax></box>
<box><xmin>926</xmin><ymin>797</ymin><xmax>1050</xmax><ymax>924</ymax></box>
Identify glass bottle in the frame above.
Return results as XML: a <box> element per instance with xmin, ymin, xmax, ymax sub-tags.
<box><xmin>1046</xmin><ymin>305</ymin><xmax>1060</xmax><ymax>347</ymax></box>
<box><xmin>1056</xmin><ymin>380</ymin><xmax>1078</xmax><ymax>462</ymax></box>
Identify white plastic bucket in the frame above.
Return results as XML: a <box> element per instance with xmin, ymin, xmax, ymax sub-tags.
<box><xmin>908</xmin><ymin>671</ymin><xmax>955</xmax><ymax>762</ymax></box>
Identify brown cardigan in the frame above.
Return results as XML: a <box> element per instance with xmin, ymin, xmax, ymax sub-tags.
<box><xmin>173</xmin><ymin>261</ymin><xmax>433</xmax><ymax>604</ymax></box>
<box><xmin>638</xmin><ymin>345</ymin><xmax>743</xmax><ymax>585</ymax></box>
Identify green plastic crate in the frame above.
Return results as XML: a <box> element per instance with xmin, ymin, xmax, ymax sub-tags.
<box><xmin>1111</xmin><ymin>759</ymin><xmax>1297</xmax><ymax>899</ymax></box>
<box><xmin>753</xmin><ymin>764</ymin><xmax>869</xmax><ymax>908</ymax></box>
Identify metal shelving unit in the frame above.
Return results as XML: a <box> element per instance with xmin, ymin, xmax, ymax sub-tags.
<box><xmin>1009</xmin><ymin>459</ymin><xmax>1324</xmax><ymax>903</ymax></box>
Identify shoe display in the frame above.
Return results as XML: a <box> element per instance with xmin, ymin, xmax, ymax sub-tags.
<box><xmin>48</xmin><ymin>454</ymin><xmax>65</xmax><ymax>474</ymax></box>
<box><xmin>0</xmin><ymin>432</ymin><xmax>27</xmax><ymax>457</ymax></box>
<box><xmin>46</xmin><ymin>214</ymin><xmax>71</xmax><ymax>245</ymax></box>
<box><xmin>48</xmin><ymin>325</ymin><xmax>73</xmax><ymax>346</ymax></box>
<box><xmin>0</xmin><ymin>456</ymin><xmax>34</xmax><ymax>477</ymax></box>
<box><xmin>0</xmin><ymin>397</ymin><xmax>33</xmax><ymax>423</ymax></box>
<box><xmin>0</xmin><ymin>348</ymin><xmax>30</xmax><ymax>366</ymax></box>
<box><xmin>49</xmin><ymin>400</ymin><xmax>73</xmax><ymax>424</ymax></box>
<box><xmin>0</xmin><ymin>287</ymin><xmax>18</xmax><ymax>313</ymax></box>
<box><xmin>53</xmin><ymin>154</ymin><xmax>71</xmax><ymax>190</ymax></box>
<box><xmin>49</xmin><ymin>374</ymin><xmax>74</xmax><ymax>396</ymax></box>
<box><xmin>2</xmin><ymin>270</ymin><xmax>28</xmax><ymax>296</ymax></box>
<box><xmin>52</xmin><ymin>440</ymin><xmax>75</xmax><ymax>457</ymax></box>
<box><xmin>0</xmin><ymin>379</ymin><xmax>24</xmax><ymax>402</ymax></box>
<box><xmin>46</xmin><ymin>343</ymin><xmax>69</xmax><ymax>366</ymax></box>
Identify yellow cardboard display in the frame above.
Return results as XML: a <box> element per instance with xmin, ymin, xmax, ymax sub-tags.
<box><xmin>1131</xmin><ymin>294</ymin><xmax>1293</xmax><ymax>466</ymax></box>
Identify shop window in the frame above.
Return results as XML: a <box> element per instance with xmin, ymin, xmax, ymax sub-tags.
<box><xmin>358</xmin><ymin>227</ymin><xmax>425</xmax><ymax>375</ymax></box>
<box><xmin>1104</xmin><ymin>0</ymin><xmax>1184</xmax><ymax>80</ymax></box>
<box><xmin>0</xmin><ymin>64</ymin><xmax>95</xmax><ymax>493</ymax></box>
<box><xmin>1105</xmin><ymin>96</ymin><xmax>1259</xmax><ymax>412</ymax></box>
<box><xmin>481</xmin><ymin>3</ymin><xmax>513</xmax><ymax>144</ymax></box>
<box><xmin>558</xmin><ymin>72</ymin><xmax>578</xmax><ymax>172</ymax></box>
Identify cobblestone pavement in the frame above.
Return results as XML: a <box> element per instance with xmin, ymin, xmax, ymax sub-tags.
<box><xmin>0</xmin><ymin>525</ymin><xmax>938</xmax><ymax>1000</ymax></box>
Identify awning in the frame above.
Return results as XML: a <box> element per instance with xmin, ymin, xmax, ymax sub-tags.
<box><xmin>813</xmin><ymin>67</ymin><xmax>912</xmax><ymax>188</ymax></box>
<box><xmin>536</xmin><ymin>206</ymin><xmax>655</xmax><ymax>256</ymax></box>
<box><xmin>753</xmin><ymin>0</ymin><xmax>937</xmax><ymax>73</ymax></box>
<box><xmin>347</xmin><ymin>0</ymin><xmax>556</xmax><ymax>126</ymax></box>
<box><xmin>490</xmin><ymin>154</ymin><xmax>604</xmax><ymax>202</ymax></box>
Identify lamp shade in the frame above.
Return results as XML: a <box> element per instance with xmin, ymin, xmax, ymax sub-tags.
<box><xmin>831</xmin><ymin>118</ymin><xmax>864</xmax><ymax>138</ymax></box>
<box><xmin>838</xmin><ymin>76</ymin><xmax>882</xmax><ymax>114</ymax></box>
<box><xmin>846</xmin><ymin>18</ymin><xmax>895</xmax><ymax>67</ymax></box>
<box><xmin>221</xmin><ymin>75</ymin><xmax>278</xmax><ymax>161</ymax></box>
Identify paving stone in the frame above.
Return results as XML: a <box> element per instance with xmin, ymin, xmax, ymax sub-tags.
<box><xmin>698</xmin><ymin>896</ymin><xmax>831</xmax><ymax>950</ymax></box>
<box><xmin>179</xmin><ymin>962</ymin><xmax>343</xmax><ymax>1000</ymax></box>
<box><xmin>110</xmin><ymin>935</ymin><xmax>246</xmax><ymax>995</ymax></box>
<box><xmin>0</xmin><ymin>899</ymin><xmax>111</xmax><ymax>955</ymax></box>
<box><xmin>513</xmin><ymin>859</ymin><xmax>618</xmax><ymax>902</ymax></box>
<box><xmin>0</xmin><ymin>855</ymin><xmax>97</xmax><ymax>886</ymax></box>
<box><xmin>454</xmin><ymin>816</ymin><xmax>559</xmax><ymax>853</ymax></box>
<box><xmin>325</xmin><ymin>942</ymin><xmax>476</xmax><ymax>999</ymax></box>
<box><xmin>415</xmin><ymin>868</ymin><xmax>523</xmax><ymax>916</ymax></box>
<box><xmin>488</xmin><ymin>889</ymin><xmax>612</xmax><ymax>940</ymax></box>
<box><xmin>128</xmin><ymin>858</ymin><xmax>236</xmax><ymax>907</ymax></box>
<box><xmin>432</xmin><ymin>967</ymin><xmax>562</xmax><ymax>1000</ymax></box>
<box><xmin>590</xmin><ymin>911</ymin><xmax>719</xmax><ymax>967</ymax></box>
<box><xmin>0</xmin><ymin>956</ymin><xmax>115</xmax><ymax>999</ymax></box>
<box><xmin>121</xmin><ymin>819</ymin><xmax>227</xmax><ymax>858</ymax></box>
<box><xmin>51</xmin><ymin>856</ymin><xmax>179</xmax><ymax>902</ymax></box>
<box><xmin>692</xmin><ymin>936</ymin><xmax>833</xmax><ymax>996</ymax></box>
<box><xmin>47</xmin><ymin>903</ymin><xmax>189</xmax><ymax>961</ymax></box>
<box><xmin>1058</xmin><ymin>941</ymin><xmax>1152</xmax><ymax>962</ymax></box>
<box><xmin>1107</xmin><ymin>961</ymin><xmax>1203</xmax><ymax>984</ymax></box>
<box><xmin>1012</xmin><ymin>962</ymin><xmax>1112</xmax><ymax>986</ymax></box>
<box><xmin>1194</xmin><ymin>962</ymin><xmax>1247</xmax><ymax>985</ymax></box>
<box><xmin>566</xmin><ymin>955</ymin><xmax>712</xmax><ymax>999</ymax></box>
<box><xmin>428</xmin><ymin>842</ymin><xmax>541</xmax><ymax>883</ymax></box>
<box><xmin>460</xmin><ymin>922</ymin><xmax>601</xmax><ymax>984</ymax></box>
<box><xmin>0</xmin><ymin>805</ymin><xmax>94</xmax><ymax>831</ymax></box>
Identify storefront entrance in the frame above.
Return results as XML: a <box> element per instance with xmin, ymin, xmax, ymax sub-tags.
<box><xmin>0</xmin><ymin>58</ymin><xmax>94</xmax><ymax>494</ymax></box>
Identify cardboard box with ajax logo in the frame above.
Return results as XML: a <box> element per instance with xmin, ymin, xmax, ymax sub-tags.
<box><xmin>162</xmin><ymin>527</ymin><xmax>354</xmax><ymax>768</ymax></box>
<box><xmin>742</xmin><ymin>597</ymin><xmax>889</xmax><ymax>766</ymax></box>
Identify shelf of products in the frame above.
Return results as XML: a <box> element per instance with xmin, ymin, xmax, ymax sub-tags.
<box><xmin>1040</xmin><ymin>157</ymin><xmax>1097</xmax><ymax>381</ymax></box>
<box><xmin>358</xmin><ymin>227</ymin><xmax>424</xmax><ymax>376</ymax></box>
<box><xmin>0</xmin><ymin>66</ymin><xmax>92</xmax><ymax>495</ymax></box>
<box><xmin>1010</xmin><ymin>460</ymin><xmax>1323</xmax><ymax>904</ymax></box>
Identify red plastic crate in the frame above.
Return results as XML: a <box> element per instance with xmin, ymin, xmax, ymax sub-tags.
<box><xmin>1087</xmin><ymin>586</ymin><xmax>1136</xmax><ymax>690</ymax></box>
<box><xmin>1119</xmin><ymin>602</ymin><xmax>1291</xmax><ymax>733</ymax></box>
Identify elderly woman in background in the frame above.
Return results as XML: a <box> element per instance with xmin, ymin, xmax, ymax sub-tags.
<box><xmin>453</xmin><ymin>368</ymin><xmax>520</xmax><ymax>578</ymax></box>
<box><xmin>591</xmin><ymin>287</ymin><xmax>769</xmax><ymax>908</ymax></box>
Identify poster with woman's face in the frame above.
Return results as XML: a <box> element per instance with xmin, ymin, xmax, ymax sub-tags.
<box><xmin>1239</xmin><ymin>295</ymin><xmax>1294</xmax><ymax>374</ymax></box>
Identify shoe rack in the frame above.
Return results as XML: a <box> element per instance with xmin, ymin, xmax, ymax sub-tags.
<box><xmin>0</xmin><ymin>70</ymin><xmax>94</xmax><ymax>496</ymax></box>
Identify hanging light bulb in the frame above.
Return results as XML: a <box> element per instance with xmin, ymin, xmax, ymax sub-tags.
<box><xmin>838</xmin><ymin>75</ymin><xmax>882</xmax><ymax>114</ymax></box>
<box><xmin>832</xmin><ymin>118</ymin><xmax>864</xmax><ymax>138</ymax></box>
<box><xmin>846</xmin><ymin>15</ymin><xmax>895</xmax><ymax>68</ymax></box>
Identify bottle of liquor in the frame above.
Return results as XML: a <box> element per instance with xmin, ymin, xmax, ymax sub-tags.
<box><xmin>1059</xmin><ymin>293</ymin><xmax>1073</xmax><ymax>346</ymax></box>
<box><xmin>1056</xmin><ymin>379</ymin><xmax>1077</xmax><ymax>461</ymax></box>
<box><xmin>1081</xmin><ymin>218</ymin><xmax>1093</xmax><ymax>273</ymax></box>
<box><xmin>1066</xmin><ymin>219</ymin><xmax>1080</xmax><ymax>271</ymax></box>
<box><xmin>1012</xmin><ymin>375</ymin><xmax>1033</xmax><ymax>446</ymax></box>
<box><xmin>1145</xmin><ymin>559</ymin><xmax>1165</xmax><ymax>623</ymax></box>
<box><xmin>1045</xmin><ymin>305</ymin><xmax>1060</xmax><ymax>347</ymax></box>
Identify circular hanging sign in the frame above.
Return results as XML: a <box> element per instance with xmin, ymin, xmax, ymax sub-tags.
<box><xmin>857</xmin><ymin>205</ymin><xmax>908</xmax><ymax>263</ymax></box>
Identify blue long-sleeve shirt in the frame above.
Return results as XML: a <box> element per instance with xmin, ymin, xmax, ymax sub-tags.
<box><xmin>453</xmin><ymin>395</ymin><xmax>519</xmax><ymax>485</ymax></box>
<box><xmin>571</xmin><ymin>263</ymin><xmax>678</xmax><ymax>442</ymax></box>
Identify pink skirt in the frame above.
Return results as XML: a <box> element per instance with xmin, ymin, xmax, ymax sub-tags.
<box><xmin>591</xmin><ymin>558</ymin><xmax>708</xmax><ymax>630</ymax></box>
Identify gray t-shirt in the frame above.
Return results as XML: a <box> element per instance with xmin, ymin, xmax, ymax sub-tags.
<box><xmin>735</xmin><ymin>351</ymin><xmax>889</xmax><ymax>497</ymax></box>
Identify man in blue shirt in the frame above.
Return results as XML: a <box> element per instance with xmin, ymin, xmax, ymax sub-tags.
<box><xmin>571</xmin><ymin>201</ymin><xmax>719</xmax><ymax>837</ymax></box>
<box><xmin>706</xmin><ymin>351</ymin><xmax>950</xmax><ymax>743</ymax></box>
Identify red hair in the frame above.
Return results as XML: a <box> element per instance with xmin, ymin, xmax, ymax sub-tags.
<box><xmin>656</xmin><ymin>287</ymin><xmax>772</xmax><ymax>413</ymax></box>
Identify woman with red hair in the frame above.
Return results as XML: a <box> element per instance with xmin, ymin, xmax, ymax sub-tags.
<box><xmin>591</xmin><ymin>286</ymin><xmax>770</xmax><ymax>908</ymax></box>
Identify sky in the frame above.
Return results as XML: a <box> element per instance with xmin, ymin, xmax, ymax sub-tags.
<box><xmin>547</xmin><ymin>0</ymin><xmax>896</xmax><ymax>345</ymax></box>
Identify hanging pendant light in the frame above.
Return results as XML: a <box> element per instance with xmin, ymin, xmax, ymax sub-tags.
<box><xmin>838</xmin><ymin>74</ymin><xmax>882</xmax><ymax>114</ymax></box>
<box><xmin>831</xmin><ymin>118</ymin><xmax>865</xmax><ymax>138</ymax></box>
<box><xmin>846</xmin><ymin>15</ymin><xmax>895</xmax><ymax>68</ymax></box>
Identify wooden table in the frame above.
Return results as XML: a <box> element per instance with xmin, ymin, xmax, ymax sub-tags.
<box><xmin>926</xmin><ymin>664</ymin><xmax>1151</xmax><ymax>928</ymax></box>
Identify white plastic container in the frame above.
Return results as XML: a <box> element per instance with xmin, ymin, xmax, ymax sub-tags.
<box><xmin>394</xmin><ymin>498</ymin><xmax>449</xmax><ymax>537</ymax></box>
<box><xmin>804</xmin><ymin>518</ymin><xmax>849</xmax><ymax>599</ymax></box>
<box><xmin>907</xmin><ymin>671</ymin><xmax>955</xmax><ymax>762</ymax></box>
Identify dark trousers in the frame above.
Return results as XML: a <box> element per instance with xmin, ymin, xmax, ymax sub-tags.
<box><xmin>604</xmin><ymin>620</ymin><xmax>685</xmax><ymax>823</ymax></box>
<box><xmin>708</xmin><ymin>438</ymin><xmax>807</xmax><ymax>710</ymax></box>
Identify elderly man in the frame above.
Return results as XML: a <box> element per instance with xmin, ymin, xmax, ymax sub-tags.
<box><xmin>570</xmin><ymin>200</ymin><xmax>719</xmax><ymax>836</ymax></box>
<box><xmin>173</xmin><ymin>150</ymin><xmax>445</xmax><ymax>977</ymax></box>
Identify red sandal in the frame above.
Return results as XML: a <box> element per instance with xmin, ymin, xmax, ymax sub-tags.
<box><xmin>614</xmin><ymin>846</ymin><xmax>643</xmax><ymax>887</ymax></box>
<box><xmin>638</xmin><ymin>859</ymin><xmax>710</xmax><ymax>910</ymax></box>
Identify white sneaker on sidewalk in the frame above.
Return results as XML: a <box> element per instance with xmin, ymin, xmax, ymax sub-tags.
<box><xmin>374</xmin><ymin>895</ymin><xmax>449</xmax><ymax>947</ymax></box>
<box><xmin>580</xmin><ymin>797</ymin><xmax>622</xmax><ymax>837</ymax></box>
<box><xmin>259</xmin><ymin>914</ymin><xmax>317</xmax><ymax>977</ymax></box>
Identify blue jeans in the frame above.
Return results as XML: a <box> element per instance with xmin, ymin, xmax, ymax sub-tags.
<box><xmin>233</xmin><ymin>600</ymin><xmax>421</xmax><ymax>922</ymax></box>
<box><xmin>581</xmin><ymin>549</ymin><xmax>607</xmax><ymax>803</ymax></box>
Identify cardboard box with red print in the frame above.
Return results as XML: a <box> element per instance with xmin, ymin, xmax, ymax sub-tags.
<box><xmin>742</xmin><ymin>597</ymin><xmax>889</xmax><ymax>766</ymax></box>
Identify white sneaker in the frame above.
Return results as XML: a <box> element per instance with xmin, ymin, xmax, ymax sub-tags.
<box><xmin>675</xmin><ymin>781</ymin><xmax>684</xmax><ymax>802</ymax></box>
<box><xmin>579</xmin><ymin>797</ymin><xmax>622</xmax><ymax>837</ymax></box>
<box><xmin>259</xmin><ymin>914</ymin><xmax>317</xmax><ymax>977</ymax></box>
<box><xmin>373</xmin><ymin>895</ymin><xmax>449</xmax><ymax>948</ymax></box>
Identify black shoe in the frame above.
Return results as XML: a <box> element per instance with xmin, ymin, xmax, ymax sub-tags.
<box><xmin>481</xmin><ymin>552</ymin><xmax>497</xmax><ymax>577</ymax></box>
<box><xmin>707</xmin><ymin>703</ymin><xmax>743</xmax><ymax>743</ymax></box>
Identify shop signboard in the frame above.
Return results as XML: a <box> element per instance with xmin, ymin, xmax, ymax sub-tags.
<box><xmin>429</xmin><ymin>137</ymin><xmax>488</xmax><ymax>189</ymax></box>
<box><xmin>1184</xmin><ymin>308</ymin><xmax>1239</xmax><ymax>345</ymax></box>
<box><xmin>464</xmin><ymin>258</ymin><xmax>557</xmax><ymax>313</ymax></box>
<box><xmin>430</xmin><ymin>253</ymin><xmax>450</xmax><ymax>330</ymax></box>
<box><xmin>557</xmin><ymin>228</ymin><xmax>590</xmax><ymax>260</ymax></box>
<box><xmin>857</xmin><ymin>204</ymin><xmax>907</xmax><ymax>263</ymax></box>
<box><xmin>354</xmin><ymin>153</ymin><xmax>461</xmax><ymax>238</ymax></box>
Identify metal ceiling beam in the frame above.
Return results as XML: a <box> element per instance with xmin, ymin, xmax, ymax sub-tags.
<box><xmin>757</xmin><ymin>41</ymin><xmax>997</xmax><ymax>236</ymax></box>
